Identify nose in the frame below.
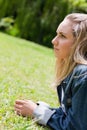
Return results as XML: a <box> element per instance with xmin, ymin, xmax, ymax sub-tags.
<box><xmin>52</xmin><ymin>36</ymin><xmax>58</xmax><ymax>46</ymax></box>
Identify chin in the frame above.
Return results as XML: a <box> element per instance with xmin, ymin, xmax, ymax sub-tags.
<box><xmin>54</xmin><ymin>51</ymin><xmax>58</xmax><ymax>56</ymax></box>
<box><xmin>54</xmin><ymin>54</ymin><xmax>59</xmax><ymax>58</ymax></box>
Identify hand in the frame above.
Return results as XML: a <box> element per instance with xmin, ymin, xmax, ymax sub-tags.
<box><xmin>14</xmin><ymin>100</ymin><xmax>37</xmax><ymax>117</ymax></box>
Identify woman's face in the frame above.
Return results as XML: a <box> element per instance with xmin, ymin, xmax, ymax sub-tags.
<box><xmin>52</xmin><ymin>19</ymin><xmax>75</xmax><ymax>60</ymax></box>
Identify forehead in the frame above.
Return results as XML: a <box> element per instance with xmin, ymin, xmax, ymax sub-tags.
<box><xmin>57</xmin><ymin>19</ymin><xmax>73</xmax><ymax>35</ymax></box>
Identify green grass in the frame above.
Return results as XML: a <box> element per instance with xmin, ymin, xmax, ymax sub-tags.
<box><xmin>0</xmin><ymin>32</ymin><xmax>58</xmax><ymax>130</ymax></box>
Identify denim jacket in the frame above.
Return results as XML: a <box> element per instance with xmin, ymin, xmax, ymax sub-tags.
<box><xmin>33</xmin><ymin>64</ymin><xmax>87</xmax><ymax>130</ymax></box>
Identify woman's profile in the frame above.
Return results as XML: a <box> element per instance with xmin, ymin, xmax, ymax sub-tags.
<box><xmin>14</xmin><ymin>13</ymin><xmax>87</xmax><ymax>130</ymax></box>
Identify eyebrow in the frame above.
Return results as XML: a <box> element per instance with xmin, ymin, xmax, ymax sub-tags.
<box><xmin>56</xmin><ymin>30</ymin><xmax>67</xmax><ymax>35</ymax></box>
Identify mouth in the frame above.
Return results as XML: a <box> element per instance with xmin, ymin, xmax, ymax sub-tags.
<box><xmin>54</xmin><ymin>47</ymin><xmax>59</xmax><ymax>51</ymax></box>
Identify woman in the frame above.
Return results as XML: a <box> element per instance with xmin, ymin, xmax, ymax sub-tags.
<box><xmin>14</xmin><ymin>13</ymin><xmax>87</xmax><ymax>130</ymax></box>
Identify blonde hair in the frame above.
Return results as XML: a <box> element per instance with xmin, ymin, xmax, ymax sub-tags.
<box><xmin>55</xmin><ymin>13</ymin><xmax>87</xmax><ymax>86</ymax></box>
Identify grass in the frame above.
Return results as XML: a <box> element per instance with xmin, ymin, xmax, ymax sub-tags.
<box><xmin>0</xmin><ymin>32</ymin><xmax>58</xmax><ymax>130</ymax></box>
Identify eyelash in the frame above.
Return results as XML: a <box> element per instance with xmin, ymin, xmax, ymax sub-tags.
<box><xmin>57</xmin><ymin>33</ymin><xmax>66</xmax><ymax>38</ymax></box>
<box><xmin>60</xmin><ymin>34</ymin><xmax>66</xmax><ymax>38</ymax></box>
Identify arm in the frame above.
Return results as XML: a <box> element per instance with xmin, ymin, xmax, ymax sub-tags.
<box><xmin>33</xmin><ymin>74</ymin><xmax>87</xmax><ymax>130</ymax></box>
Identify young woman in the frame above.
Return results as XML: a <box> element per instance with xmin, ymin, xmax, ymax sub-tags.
<box><xmin>14</xmin><ymin>13</ymin><xmax>87</xmax><ymax>130</ymax></box>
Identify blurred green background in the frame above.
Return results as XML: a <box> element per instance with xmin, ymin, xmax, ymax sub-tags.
<box><xmin>0</xmin><ymin>0</ymin><xmax>87</xmax><ymax>48</ymax></box>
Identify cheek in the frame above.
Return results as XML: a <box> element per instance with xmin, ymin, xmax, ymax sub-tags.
<box><xmin>60</xmin><ymin>40</ymin><xmax>73</xmax><ymax>56</ymax></box>
<box><xmin>60</xmin><ymin>40</ymin><xmax>73</xmax><ymax>50</ymax></box>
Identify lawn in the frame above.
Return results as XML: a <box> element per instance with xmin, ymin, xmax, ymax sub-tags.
<box><xmin>0</xmin><ymin>32</ymin><xmax>58</xmax><ymax>130</ymax></box>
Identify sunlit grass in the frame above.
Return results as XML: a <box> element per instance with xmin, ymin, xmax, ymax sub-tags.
<box><xmin>0</xmin><ymin>32</ymin><xmax>58</xmax><ymax>130</ymax></box>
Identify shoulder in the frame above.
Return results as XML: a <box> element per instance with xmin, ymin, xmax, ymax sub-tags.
<box><xmin>71</xmin><ymin>65</ymin><xmax>87</xmax><ymax>95</ymax></box>
<box><xmin>73</xmin><ymin>64</ymin><xmax>87</xmax><ymax>78</ymax></box>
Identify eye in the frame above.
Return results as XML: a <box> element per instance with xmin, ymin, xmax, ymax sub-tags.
<box><xmin>60</xmin><ymin>33</ymin><xmax>66</xmax><ymax>38</ymax></box>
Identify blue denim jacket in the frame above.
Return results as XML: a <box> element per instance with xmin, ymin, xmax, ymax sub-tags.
<box><xmin>47</xmin><ymin>64</ymin><xmax>87</xmax><ymax>130</ymax></box>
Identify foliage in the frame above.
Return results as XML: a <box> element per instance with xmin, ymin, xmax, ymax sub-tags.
<box><xmin>16</xmin><ymin>0</ymin><xmax>69</xmax><ymax>47</ymax></box>
<box><xmin>0</xmin><ymin>32</ymin><xmax>58</xmax><ymax>130</ymax></box>
<box><xmin>69</xmin><ymin>0</ymin><xmax>87</xmax><ymax>13</ymax></box>
<box><xmin>6</xmin><ymin>24</ymin><xmax>19</xmax><ymax>37</ymax></box>
<box><xmin>0</xmin><ymin>0</ymin><xmax>87</xmax><ymax>47</ymax></box>
<box><xmin>0</xmin><ymin>17</ymin><xmax>14</xmax><ymax>31</ymax></box>
<box><xmin>0</xmin><ymin>0</ymin><xmax>69</xmax><ymax>47</ymax></box>
<box><xmin>0</xmin><ymin>0</ymin><xmax>21</xmax><ymax>19</ymax></box>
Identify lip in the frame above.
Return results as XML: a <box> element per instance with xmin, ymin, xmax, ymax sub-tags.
<box><xmin>54</xmin><ymin>47</ymin><xmax>59</xmax><ymax>51</ymax></box>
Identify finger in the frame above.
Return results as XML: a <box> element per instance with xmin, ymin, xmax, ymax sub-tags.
<box><xmin>14</xmin><ymin>104</ymin><xmax>22</xmax><ymax>109</ymax></box>
<box><xmin>14</xmin><ymin>108</ymin><xmax>22</xmax><ymax>116</ymax></box>
<box><xmin>24</xmin><ymin>99</ymin><xmax>35</xmax><ymax>103</ymax></box>
<box><xmin>14</xmin><ymin>107</ymin><xmax>19</xmax><ymax>112</ymax></box>
<box><xmin>15</xmin><ymin>100</ymin><xmax>25</xmax><ymax>104</ymax></box>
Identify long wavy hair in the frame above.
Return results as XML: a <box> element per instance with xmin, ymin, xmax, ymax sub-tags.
<box><xmin>55</xmin><ymin>13</ymin><xmax>87</xmax><ymax>86</ymax></box>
